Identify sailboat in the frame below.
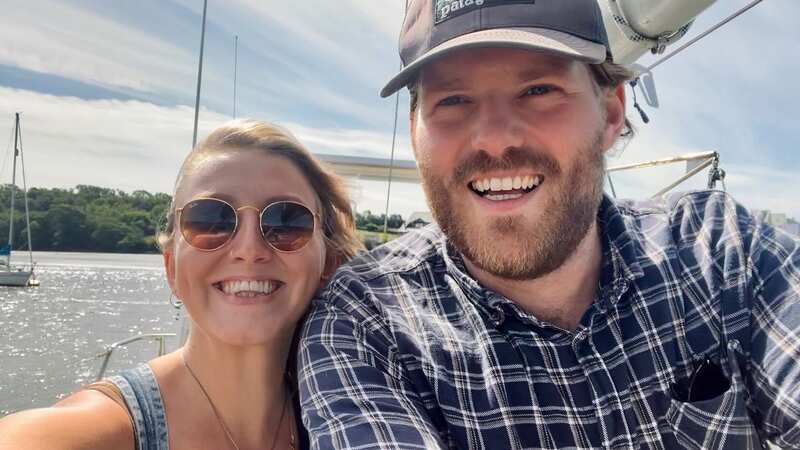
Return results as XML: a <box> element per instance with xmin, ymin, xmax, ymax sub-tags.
<box><xmin>0</xmin><ymin>113</ymin><xmax>39</xmax><ymax>287</ymax></box>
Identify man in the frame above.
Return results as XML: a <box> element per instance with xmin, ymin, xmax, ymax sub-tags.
<box><xmin>299</xmin><ymin>0</ymin><xmax>800</xmax><ymax>448</ymax></box>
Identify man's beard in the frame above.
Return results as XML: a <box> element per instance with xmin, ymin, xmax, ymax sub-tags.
<box><xmin>419</xmin><ymin>131</ymin><xmax>606</xmax><ymax>281</ymax></box>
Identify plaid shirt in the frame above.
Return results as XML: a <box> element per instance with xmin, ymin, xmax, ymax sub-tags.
<box><xmin>299</xmin><ymin>191</ymin><xmax>800</xmax><ymax>449</ymax></box>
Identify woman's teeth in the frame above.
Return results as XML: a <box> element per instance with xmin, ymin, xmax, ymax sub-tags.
<box><xmin>219</xmin><ymin>280</ymin><xmax>278</xmax><ymax>296</ymax></box>
<box><xmin>470</xmin><ymin>175</ymin><xmax>543</xmax><ymax>196</ymax></box>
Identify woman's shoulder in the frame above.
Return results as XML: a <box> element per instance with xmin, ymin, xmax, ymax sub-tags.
<box><xmin>0</xmin><ymin>388</ymin><xmax>134</xmax><ymax>450</ymax></box>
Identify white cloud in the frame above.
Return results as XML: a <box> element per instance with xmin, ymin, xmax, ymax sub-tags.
<box><xmin>0</xmin><ymin>88</ymin><xmax>217</xmax><ymax>193</ymax></box>
<box><xmin>282</xmin><ymin>121</ymin><xmax>413</xmax><ymax>160</ymax></box>
<box><xmin>0</xmin><ymin>0</ymin><xmax>406</xmax><ymax>130</ymax></box>
<box><xmin>0</xmin><ymin>0</ymin><xmax>195</xmax><ymax>95</ymax></box>
<box><xmin>0</xmin><ymin>87</ymin><xmax>421</xmax><ymax>214</ymax></box>
<box><xmin>171</xmin><ymin>0</ymin><xmax>405</xmax><ymax>89</ymax></box>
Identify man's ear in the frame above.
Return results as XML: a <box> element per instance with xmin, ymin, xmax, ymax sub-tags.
<box><xmin>163</xmin><ymin>249</ymin><xmax>177</xmax><ymax>297</ymax></box>
<box><xmin>600</xmin><ymin>83</ymin><xmax>626</xmax><ymax>152</ymax></box>
<box><xmin>409</xmin><ymin>107</ymin><xmax>419</xmax><ymax>159</ymax></box>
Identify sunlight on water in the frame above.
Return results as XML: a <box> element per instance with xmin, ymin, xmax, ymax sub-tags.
<box><xmin>0</xmin><ymin>252</ymin><xmax>179</xmax><ymax>415</ymax></box>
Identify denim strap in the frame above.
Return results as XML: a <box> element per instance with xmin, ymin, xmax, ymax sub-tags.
<box><xmin>109</xmin><ymin>364</ymin><xmax>170</xmax><ymax>450</ymax></box>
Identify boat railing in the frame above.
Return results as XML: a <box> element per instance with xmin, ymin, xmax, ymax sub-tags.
<box><xmin>606</xmin><ymin>150</ymin><xmax>725</xmax><ymax>198</ymax></box>
<box><xmin>92</xmin><ymin>333</ymin><xmax>176</xmax><ymax>381</ymax></box>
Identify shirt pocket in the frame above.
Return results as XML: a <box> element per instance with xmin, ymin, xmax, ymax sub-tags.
<box><xmin>665</xmin><ymin>341</ymin><xmax>762</xmax><ymax>450</ymax></box>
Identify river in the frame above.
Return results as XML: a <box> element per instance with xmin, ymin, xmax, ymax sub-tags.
<box><xmin>0</xmin><ymin>251</ymin><xmax>178</xmax><ymax>415</ymax></box>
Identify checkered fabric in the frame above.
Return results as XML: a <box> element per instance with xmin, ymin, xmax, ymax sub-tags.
<box><xmin>299</xmin><ymin>191</ymin><xmax>800</xmax><ymax>449</ymax></box>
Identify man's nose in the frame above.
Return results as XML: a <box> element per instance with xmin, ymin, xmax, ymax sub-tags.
<box><xmin>469</xmin><ymin>98</ymin><xmax>525</xmax><ymax>157</ymax></box>
<box><xmin>228</xmin><ymin>208</ymin><xmax>274</xmax><ymax>263</ymax></box>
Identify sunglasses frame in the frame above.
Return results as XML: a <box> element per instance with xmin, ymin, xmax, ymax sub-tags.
<box><xmin>176</xmin><ymin>197</ymin><xmax>319</xmax><ymax>253</ymax></box>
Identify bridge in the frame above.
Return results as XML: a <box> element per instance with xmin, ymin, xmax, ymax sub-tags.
<box><xmin>315</xmin><ymin>154</ymin><xmax>420</xmax><ymax>183</ymax></box>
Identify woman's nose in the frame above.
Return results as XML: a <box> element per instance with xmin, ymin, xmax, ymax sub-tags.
<box><xmin>227</xmin><ymin>207</ymin><xmax>274</xmax><ymax>262</ymax></box>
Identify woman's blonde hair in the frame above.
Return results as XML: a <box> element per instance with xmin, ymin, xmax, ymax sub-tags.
<box><xmin>158</xmin><ymin>120</ymin><xmax>362</xmax><ymax>273</ymax></box>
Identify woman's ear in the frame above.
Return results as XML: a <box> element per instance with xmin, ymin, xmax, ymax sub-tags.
<box><xmin>321</xmin><ymin>252</ymin><xmax>338</xmax><ymax>282</ymax></box>
<box><xmin>318</xmin><ymin>239</ymin><xmax>344</xmax><ymax>288</ymax></box>
<box><xmin>163</xmin><ymin>249</ymin><xmax>177</xmax><ymax>297</ymax></box>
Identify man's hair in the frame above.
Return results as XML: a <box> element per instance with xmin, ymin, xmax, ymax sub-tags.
<box><xmin>158</xmin><ymin>119</ymin><xmax>362</xmax><ymax>273</ymax></box>
<box><xmin>408</xmin><ymin>60</ymin><xmax>635</xmax><ymax>136</ymax></box>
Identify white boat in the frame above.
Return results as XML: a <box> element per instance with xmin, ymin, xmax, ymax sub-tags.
<box><xmin>1</xmin><ymin>113</ymin><xmax>38</xmax><ymax>287</ymax></box>
<box><xmin>0</xmin><ymin>266</ymin><xmax>37</xmax><ymax>287</ymax></box>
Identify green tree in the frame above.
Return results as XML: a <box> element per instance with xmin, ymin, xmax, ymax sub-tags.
<box><xmin>47</xmin><ymin>205</ymin><xmax>89</xmax><ymax>251</ymax></box>
<box><xmin>387</xmin><ymin>214</ymin><xmax>404</xmax><ymax>229</ymax></box>
<box><xmin>90</xmin><ymin>219</ymin><xmax>132</xmax><ymax>252</ymax></box>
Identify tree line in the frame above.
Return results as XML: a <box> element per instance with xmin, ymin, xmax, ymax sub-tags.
<box><xmin>355</xmin><ymin>210</ymin><xmax>404</xmax><ymax>232</ymax></box>
<box><xmin>0</xmin><ymin>184</ymin><xmax>409</xmax><ymax>254</ymax></box>
<box><xmin>0</xmin><ymin>184</ymin><xmax>171</xmax><ymax>253</ymax></box>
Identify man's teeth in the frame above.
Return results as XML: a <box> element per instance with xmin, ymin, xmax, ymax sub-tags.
<box><xmin>220</xmin><ymin>280</ymin><xmax>278</xmax><ymax>296</ymax></box>
<box><xmin>485</xmin><ymin>193</ymin><xmax>524</xmax><ymax>201</ymax></box>
<box><xmin>471</xmin><ymin>175</ymin><xmax>543</xmax><ymax>193</ymax></box>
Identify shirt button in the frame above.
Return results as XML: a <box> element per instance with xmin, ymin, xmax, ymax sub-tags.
<box><xmin>573</xmin><ymin>334</ymin><xmax>590</xmax><ymax>357</ymax></box>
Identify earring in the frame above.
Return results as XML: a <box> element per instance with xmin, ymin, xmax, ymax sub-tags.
<box><xmin>168</xmin><ymin>292</ymin><xmax>183</xmax><ymax>309</ymax></box>
<box><xmin>169</xmin><ymin>292</ymin><xmax>184</xmax><ymax>322</ymax></box>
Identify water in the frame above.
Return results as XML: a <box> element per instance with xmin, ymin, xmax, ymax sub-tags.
<box><xmin>0</xmin><ymin>251</ymin><xmax>179</xmax><ymax>415</ymax></box>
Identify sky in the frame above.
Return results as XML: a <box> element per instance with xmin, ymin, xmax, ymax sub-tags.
<box><xmin>0</xmin><ymin>0</ymin><xmax>797</xmax><ymax>220</ymax></box>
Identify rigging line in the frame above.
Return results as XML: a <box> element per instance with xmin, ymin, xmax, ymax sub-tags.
<box><xmin>606</xmin><ymin>174</ymin><xmax>618</xmax><ymax>199</ymax></box>
<box><xmin>18</xmin><ymin>121</ymin><xmax>34</xmax><ymax>263</ymax></box>
<box><xmin>382</xmin><ymin>0</ymin><xmax>409</xmax><ymax>237</ymax></box>
<box><xmin>233</xmin><ymin>35</ymin><xmax>238</xmax><ymax>119</ymax></box>
<box><xmin>0</xmin><ymin>121</ymin><xmax>14</xmax><ymax>180</ymax></box>
<box><xmin>645</xmin><ymin>0</ymin><xmax>766</xmax><ymax>72</ymax></box>
<box><xmin>382</xmin><ymin>67</ymin><xmax>402</xmax><ymax>236</ymax></box>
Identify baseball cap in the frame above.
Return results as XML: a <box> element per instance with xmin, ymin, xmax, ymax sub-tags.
<box><xmin>380</xmin><ymin>0</ymin><xmax>611</xmax><ymax>98</ymax></box>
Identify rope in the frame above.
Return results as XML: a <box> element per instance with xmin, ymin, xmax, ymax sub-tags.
<box><xmin>382</xmin><ymin>63</ymin><xmax>402</xmax><ymax>237</ymax></box>
<box><xmin>381</xmin><ymin>0</ymin><xmax>409</xmax><ymax>237</ymax></box>
<box><xmin>0</xmin><ymin>122</ymin><xmax>13</xmax><ymax>180</ymax></box>
<box><xmin>18</xmin><ymin>122</ymin><xmax>35</xmax><ymax>264</ymax></box>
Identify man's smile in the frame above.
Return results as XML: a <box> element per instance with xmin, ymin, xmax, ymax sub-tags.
<box><xmin>468</xmin><ymin>173</ymin><xmax>544</xmax><ymax>201</ymax></box>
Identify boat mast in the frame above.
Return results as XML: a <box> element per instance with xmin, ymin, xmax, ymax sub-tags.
<box><xmin>191</xmin><ymin>0</ymin><xmax>208</xmax><ymax>148</ymax></box>
<box><xmin>179</xmin><ymin>0</ymin><xmax>209</xmax><ymax>347</ymax></box>
<box><xmin>7</xmin><ymin>113</ymin><xmax>19</xmax><ymax>268</ymax></box>
<box><xmin>233</xmin><ymin>35</ymin><xmax>238</xmax><ymax>119</ymax></box>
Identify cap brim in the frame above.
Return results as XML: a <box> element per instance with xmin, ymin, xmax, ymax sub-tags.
<box><xmin>380</xmin><ymin>27</ymin><xmax>607</xmax><ymax>98</ymax></box>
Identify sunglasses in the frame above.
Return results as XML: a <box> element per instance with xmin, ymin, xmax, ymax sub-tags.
<box><xmin>670</xmin><ymin>356</ymin><xmax>730</xmax><ymax>402</ymax></box>
<box><xmin>177</xmin><ymin>198</ymin><xmax>318</xmax><ymax>252</ymax></box>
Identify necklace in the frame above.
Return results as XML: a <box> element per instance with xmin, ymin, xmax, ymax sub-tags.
<box><xmin>181</xmin><ymin>352</ymin><xmax>296</xmax><ymax>450</ymax></box>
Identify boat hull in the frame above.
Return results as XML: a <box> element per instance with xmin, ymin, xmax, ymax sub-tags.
<box><xmin>0</xmin><ymin>270</ymin><xmax>35</xmax><ymax>286</ymax></box>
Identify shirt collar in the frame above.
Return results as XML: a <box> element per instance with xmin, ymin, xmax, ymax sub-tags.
<box><xmin>597</xmin><ymin>195</ymin><xmax>645</xmax><ymax>307</ymax></box>
<box><xmin>439</xmin><ymin>235</ymin><xmax>507</xmax><ymax>319</ymax></box>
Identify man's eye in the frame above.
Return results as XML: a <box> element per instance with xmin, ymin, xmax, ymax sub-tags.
<box><xmin>437</xmin><ymin>96</ymin><xmax>467</xmax><ymax>107</ymax></box>
<box><xmin>524</xmin><ymin>85</ymin><xmax>554</xmax><ymax>96</ymax></box>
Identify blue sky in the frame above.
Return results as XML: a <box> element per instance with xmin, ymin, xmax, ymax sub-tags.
<box><xmin>0</xmin><ymin>0</ymin><xmax>797</xmax><ymax>220</ymax></box>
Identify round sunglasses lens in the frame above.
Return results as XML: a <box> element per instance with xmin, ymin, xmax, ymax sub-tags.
<box><xmin>180</xmin><ymin>199</ymin><xmax>237</xmax><ymax>250</ymax></box>
<box><xmin>261</xmin><ymin>202</ymin><xmax>314</xmax><ymax>252</ymax></box>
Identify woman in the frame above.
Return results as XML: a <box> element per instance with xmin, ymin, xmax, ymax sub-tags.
<box><xmin>0</xmin><ymin>120</ymin><xmax>361</xmax><ymax>450</ymax></box>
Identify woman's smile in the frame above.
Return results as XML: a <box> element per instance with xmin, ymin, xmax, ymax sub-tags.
<box><xmin>212</xmin><ymin>278</ymin><xmax>285</xmax><ymax>305</ymax></box>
